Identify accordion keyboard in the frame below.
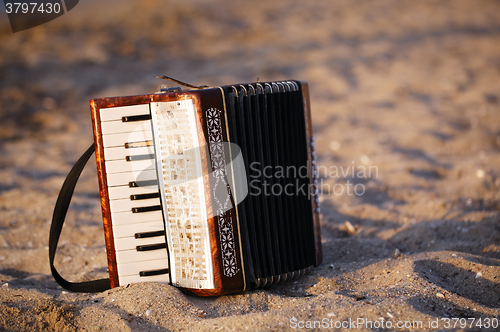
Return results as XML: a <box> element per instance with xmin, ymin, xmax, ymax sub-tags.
<box><xmin>99</xmin><ymin>104</ymin><xmax>170</xmax><ymax>285</ymax></box>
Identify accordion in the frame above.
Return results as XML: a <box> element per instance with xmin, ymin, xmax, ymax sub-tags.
<box><xmin>88</xmin><ymin>80</ymin><xmax>322</xmax><ymax>296</ymax></box>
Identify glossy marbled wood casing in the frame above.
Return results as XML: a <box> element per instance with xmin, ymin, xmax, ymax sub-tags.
<box><xmin>90</xmin><ymin>88</ymin><xmax>245</xmax><ymax>296</ymax></box>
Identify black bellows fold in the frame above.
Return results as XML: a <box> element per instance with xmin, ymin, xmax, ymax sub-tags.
<box><xmin>224</xmin><ymin>81</ymin><xmax>316</xmax><ymax>289</ymax></box>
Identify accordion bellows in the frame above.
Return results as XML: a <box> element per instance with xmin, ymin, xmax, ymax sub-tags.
<box><xmin>90</xmin><ymin>80</ymin><xmax>322</xmax><ymax>296</ymax></box>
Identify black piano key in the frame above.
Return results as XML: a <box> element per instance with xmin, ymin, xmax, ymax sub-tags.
<box><xmin>129</xmin><ymin>180</ymin><xmax>158</xmax><ymax>188</ymax></box>
<box><xmin>130</xmin><ymin>192</ymin><xmax>160</xmax><ymax>200</ymax></box>
<box><xmin>124</xmin><ymin>140</ymin><xmax>153</xmax><ymax>149</ymax></box>
<box><xmin>134</xmin><ymin>230</ymin><xmax>165</xmax><ymax>239</ymax></box>
<box><xmin>139</xmin><ymin>268</ymin><xmax>169</xmax><ymax>277</ymax></box>
<box><xmin>126</xmin><ymin>154</ymin><xmax>155</xmax><ymax>161</ymax></box>
<box><xmin>136</xmin><ymin>242</ymin><xmax>167</xmax><ymax>251</ymax></box>
<box><xmin>132</xmin><ymin>205</ymin><xmax>161</xmax><ymax>213</ymax></box>
<box><xmin>122</xmin><ymin>114</ymin><xmax>151</xmax><ymax>122</ymax></box>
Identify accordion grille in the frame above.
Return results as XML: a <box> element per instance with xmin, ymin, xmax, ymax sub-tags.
<box><xmin>151</xmin><ymin>100</ymin><xmax>214</xmax><ymax>289</ymax></box>
<box><xmin>225</xmin><ymin>81</ymin><xmax>316</xmax><ymax>288</ymax></box>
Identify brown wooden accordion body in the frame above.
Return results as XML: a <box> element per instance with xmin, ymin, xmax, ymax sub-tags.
<box><xmin>90</xmin><ymin>80</ymin><xmax>322</xmax><ymax>296</ymax></box>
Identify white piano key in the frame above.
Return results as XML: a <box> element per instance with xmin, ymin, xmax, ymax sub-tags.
<box><xmin>110</xmin><ymin>197</ymin><xmax>161</xmax><ymax>214</ymax></box>
<box><xmin>108</xmin><ymin>185</ymin><xmax>159</xmax><ymax>200</ymax></box>
<box><xmin>104</xmin><ymin>145</ymin><xmax>155</xmax><ymax>161</ymax></box>
<box><xmin>105</xmin><ymin>158</ymin><xmax>156</xmax><ymax>174</ymax></box>
<box><xmin>111</xmin><ymin>210</ymin><xmax>163</xmax><ymax>226</ymax></box>
<box><xmin>102</xmin><ymin>130</ymin><xmax>153</xmax><ymax>148</ymax></box>
<box><xmin>112</xmin><ymin>219</ymin><xmax>165</xmax><ymax>238</ymax></box>
<box><xmin>116</xmin><ymin>249</ymin><xmax>167</xmax><ymax>264</ymax></box>
<box><xmin>114</xmin><ymin>235</ymin><xmax>165</xmax><ymax>252</ymax></box>
<box><xmin>100</xmin><ymin>104</ymin><xmax>150</xmax><ymax>122</ymax></box>
<box><xmin>101</xmin><ymin>119</ymin><xmax>153</xmax><ymax>135</ymax></box>
<box><xmin>117</xmin><ymin>258</ymin><xmax>169</xmax><ymax>277</ymax></box>
<box><xmin>118</xmin><ymin>273</ymin><xmax>170</xmax><ymax>285</ymax></box>
<box><xmin>106</xmin><ymin>169</ymin><xmax>157</xmax><ymax>187</ymax></box>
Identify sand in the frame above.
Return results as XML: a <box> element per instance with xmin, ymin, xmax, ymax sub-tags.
<box><xmin>0</xmin><ymin>0</ymin><xmax>499</xmax><ymax>330</ymax></box>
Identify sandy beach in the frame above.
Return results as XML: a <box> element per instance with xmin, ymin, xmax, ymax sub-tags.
<box><xmin>0</xmin><ymin>0</ymin><xmax>499</xmax><ymax>330</ymax></box>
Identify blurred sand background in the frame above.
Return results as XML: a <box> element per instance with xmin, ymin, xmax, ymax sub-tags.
<box><xmin>1</xmin><ymin>0</ymin><xmax>499</xmax><ymax>330</ymax></box>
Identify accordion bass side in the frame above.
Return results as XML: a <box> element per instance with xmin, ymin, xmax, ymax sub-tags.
<box><xmin>90</xmin><ymin>80</ymin><xmax>322</xmax><ymax>296</ymax></box>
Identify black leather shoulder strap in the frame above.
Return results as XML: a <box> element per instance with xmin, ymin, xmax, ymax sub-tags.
<box><xmin>49</xmin><ymin>143</ymin><xmax>111</xmax><ymax>293</ymax></box>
